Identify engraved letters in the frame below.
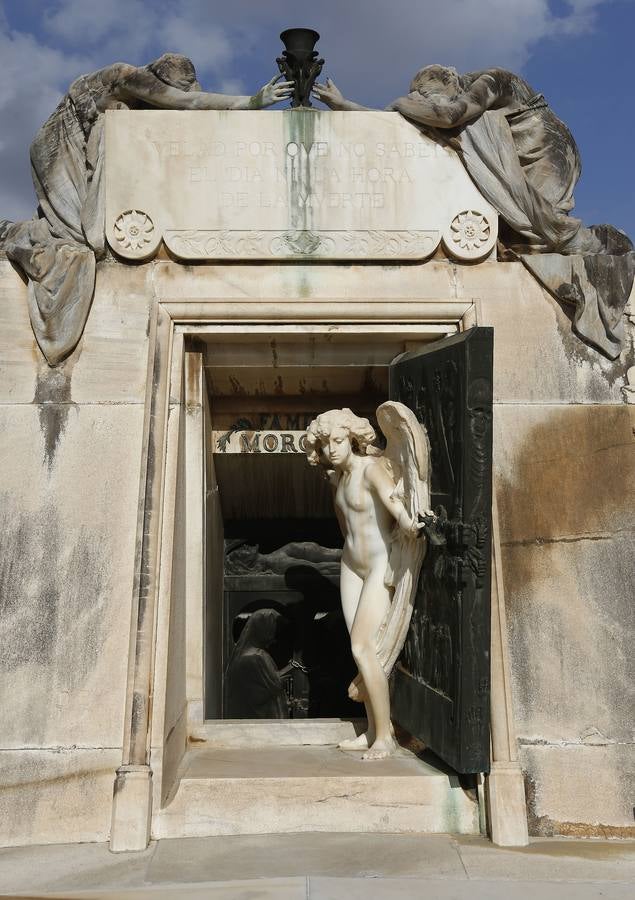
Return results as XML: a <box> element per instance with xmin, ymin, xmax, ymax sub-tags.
<box><xmin>105</xmin><ymin>111</ymin><xmax>498</xmax><ymax>261</ymax></box>
<box><xmin>151</xmin><ymin>137</ymin><xmax>421</xmax><ymax>213</ymax></box>
<box><xmin>214</xmin><ymin>430</ymin><xmax>309</xmax><ymax>454</ymax></box>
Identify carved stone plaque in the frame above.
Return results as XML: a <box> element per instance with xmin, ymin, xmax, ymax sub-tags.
<box><xmin>105</xmin><ymin>110</ymin><xmax>497</xmax><ymax>261</ymax></box>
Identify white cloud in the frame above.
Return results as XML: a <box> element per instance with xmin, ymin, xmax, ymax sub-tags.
<box><xmin>277</xmin><ymin>0</ymin><xmax>624</xmax><ymax>102</ymax></box>
<box><xmin>0</xmin><ymin>25</ymin><xmax>92</xmax><ymax>220</ymax></box>
<box><xmin>156</xmin><ymin>17</ymin><xmax>234</xmax><ymax>74</ymax></box>
<box><xmin>142</xmin><ymin>0</ymin><xmax>625</xmax><ymax>102</ymax></box>
<box><xmin>29</xmin><ymin>0</ymin><xmax>630</xmax><ymax>97</ymax></box>
<box><xmin>0</xmin><ymin>0</ymin><xmax>243</xmax><ymax>218</ymax></box>
<box><xmin>41</xmin><ymin>0</ymin><xmax>240</xmax><ymax>77</ymax></box>
<box><xmin>44</xmin><ymin>0</ymin><xmax>148</xmax><ymax>43</ymax></box>
<box><xmin>551</xmin><ymin>0</ymin><xmax>614</xmax><ymax>35</ymax></box>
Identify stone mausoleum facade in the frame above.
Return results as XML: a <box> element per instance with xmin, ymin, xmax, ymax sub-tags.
<box><xmin>0</xmin><ymin>100</ymin><xmax>633</xmax><ymax>851</ymax></box>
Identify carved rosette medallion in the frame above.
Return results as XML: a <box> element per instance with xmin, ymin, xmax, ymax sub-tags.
<box><xmin>442</xmin><ymin>210</ymin><xmax>497</xmax><ymax>261</ymax></box>
<box><xmin>112</xmin><ymin>210</ymin><xmax>158</xmax><ymax>259</ymax></box>
<box><xmin>163</xmin><ymin>229</ymin><xmax>439</xmax><ymax>260</ymax></box>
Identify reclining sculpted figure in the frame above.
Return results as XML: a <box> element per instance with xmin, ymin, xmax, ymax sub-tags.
<box><xmin>315</xmin><ymin>67</ymin><xmax>634</xmax><ymax>360</ymax></box>
<box><xmin>0</xmin><ymin>54</ymin><xmax>292</xmax><ymax>366</ymax></box>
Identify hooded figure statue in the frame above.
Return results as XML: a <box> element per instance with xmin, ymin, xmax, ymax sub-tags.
<box><xmin>225</xmin><ymin>608</ymin><xmax>288</xmax><ymax>719</ymax></box>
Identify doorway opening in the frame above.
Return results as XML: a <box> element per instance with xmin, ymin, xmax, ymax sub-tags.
<box><xmin>134</xmin><ymin>309</ymin><xmax>525</xmax><ymax>845</ymax></box>
<box><xmin>193</xmin><ymin>325</ymin><xmax>437</xmax><ymax>722</ymax></box>
<box><xmin>220</xmin><ymin>465</ymin><xmax>354</xmax><ymax>721</ymax></box>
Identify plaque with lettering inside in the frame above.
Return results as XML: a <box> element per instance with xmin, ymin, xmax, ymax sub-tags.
<box><xmin>105</xmin><ymin>110</ymin><xmax>497</xmax><ymax>262</ymax></box>
<box><xmin>212</xmin><ymin>430</ymin><xmax>309</xmax><ymax>454</ymax></box>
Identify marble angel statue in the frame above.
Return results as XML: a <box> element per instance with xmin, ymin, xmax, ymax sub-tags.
<box><xmin>305</xmin><ymin>403</ymin><xmax>431</xmax><ymax>759</ymax></box>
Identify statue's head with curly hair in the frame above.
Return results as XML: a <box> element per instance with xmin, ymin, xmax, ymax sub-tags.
<box><xmin>147</xmin><ymin>53</ymin><xmax>201</xmax><ymax>92</ymax></box>
<box><xmin>305</xmin><ymin>408</ymin><xmax>379</xmax><ymax>469</ymax></box>
<box><xmin>409</xmin><ymin>64</ymin><xmax>463</xmax><ymax>100</ymax></box>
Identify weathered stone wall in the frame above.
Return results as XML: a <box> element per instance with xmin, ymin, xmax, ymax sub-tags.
<box><xmin>465</xmin><ymin>263</ymin><xmax>635</xmax><ymax>836</ymax></box>
<box><xmin>0</xmin><ymin>251</ymin><xmax>632</xmax><ymax>845</ymax></box>
<box><xmin>0</xmin><ymin>257</ymin><xmax>152</xmax><ymax>846</ymax></box>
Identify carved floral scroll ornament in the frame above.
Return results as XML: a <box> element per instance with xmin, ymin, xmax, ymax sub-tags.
<box><xmin>162</xmin><ymin>228</ymin><xmax>440</xmax><ymax>260</ymax></box>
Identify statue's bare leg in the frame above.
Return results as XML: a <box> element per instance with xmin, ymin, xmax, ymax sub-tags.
<box><xmin>338</xmin><ymin>561</ymin><xmax>375</xmax><ymax>750</ymax></box>
<box><xmin>350</xmin><ymin>566</ymin><xmax>398</xmax><ymax>760</ymax></box>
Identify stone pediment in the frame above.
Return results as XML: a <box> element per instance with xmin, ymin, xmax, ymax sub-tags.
<box><xmin>105</xmin><ymin>110</ymin><xmax>497</xmax><ymax>262</ymax></box>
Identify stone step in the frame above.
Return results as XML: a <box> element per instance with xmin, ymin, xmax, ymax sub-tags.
<box><xmin>188</xmin><ymin>719</ymin><xmax>363</xmax><ymax>748</ymax></box>
<box><xmin>153</xmin><ymin>745</ymin><xmax>481</xmax><ymax>839</ymax></box>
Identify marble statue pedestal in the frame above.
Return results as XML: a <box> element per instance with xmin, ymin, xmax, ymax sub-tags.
<box><xmin>152</xmin><ymin>744</ymin><xmax>480</xmax><ymax>840</ymax></box>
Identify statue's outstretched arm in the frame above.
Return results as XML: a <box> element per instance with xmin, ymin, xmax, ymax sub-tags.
<box><xmin>119</xmin><ymin>70</ymin><xmax>293</xmax><ymax>110</ymax></box>
<box><xmin>390</xmin><ymin>73</ymin><xmax>500</xmax><ymax>128</ymax></box>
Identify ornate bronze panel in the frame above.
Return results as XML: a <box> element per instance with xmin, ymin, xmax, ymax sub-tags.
<box><xmin>389</xmin><ymin>327</ymin><xmax>493</xmax><ymax>773</ymax></box>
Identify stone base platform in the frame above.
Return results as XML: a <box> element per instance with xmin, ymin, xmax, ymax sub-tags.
<box><xmin>187</xmin><ymin>719</ymin><xmax>363</xmax><ymax>748</ymax></box>
<box><xmin>152</xmin><ymin>745</ymin><xmax>481</xmax><ymax>840</ymax></box>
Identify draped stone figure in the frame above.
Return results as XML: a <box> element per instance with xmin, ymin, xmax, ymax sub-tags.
<box><xmin>225</xmin><ymin>608</ymin><xmax>288</xmax><ymax>719</ymax></box>
<box><xmin>0</xmin><ymin>54</ymin><xmax>292</xmax><ymax>366</ymax></box>
<box><xmin>315</xmin><ymin>66</ymin><xmax>634</xmax><ymax>360</ymax></box>
<box><xmin>305</xmin><ymin>404</ymin><xmax>430</xmax><ymax>759</ymax></box>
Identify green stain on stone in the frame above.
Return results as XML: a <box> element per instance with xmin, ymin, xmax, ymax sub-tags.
<box><xmin>298</xmin><ymin>267</ymin><xmax>311</xmax><ymax>300</ymax></box>
<box><xmin>284</xmin><ymin>108</ymin><xmax>318</xmax><ymax>238</ymax></box>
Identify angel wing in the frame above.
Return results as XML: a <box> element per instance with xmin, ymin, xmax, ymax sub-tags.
<box><xmin>379</xmin><ymin>400</ymin><xmax>430</xmax><ymax>525</ymax></box>
<box><xmin>374</xmin><ymin>400</ymin><xmax>431</xmax><ymax>677</ymax></box>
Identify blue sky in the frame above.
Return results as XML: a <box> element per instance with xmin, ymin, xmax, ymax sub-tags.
<box><xmin>1</xmin><ymin>0</ymin><xmax>633</xmax><ymax>237</ymax></box>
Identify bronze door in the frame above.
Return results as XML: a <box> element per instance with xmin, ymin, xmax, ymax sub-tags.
<box><xmin>389</xmin><ymin>327</ymin><xmax>494</xmax><ymax>774</ymax></box>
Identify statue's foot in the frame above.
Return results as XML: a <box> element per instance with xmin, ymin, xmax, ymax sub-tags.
<box><xmin>361</xmin><ymin>736</ymin><xmax>398</xmax><ymax>761</ymax></box>
<box><xmin>338</xmin><ymin>732</ymin><xmax>373</xmax><ymax>751</ymax></box>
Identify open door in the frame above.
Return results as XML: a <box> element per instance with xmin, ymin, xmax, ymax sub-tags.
<box><xmin>389</xmin><ymin>327</ymin><xmax>493</xmax><ymax>774</ymax></box>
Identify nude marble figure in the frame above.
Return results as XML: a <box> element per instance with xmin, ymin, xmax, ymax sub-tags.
<box><xmin>306</xmin><ymin>404</ymin><xmax>431</xmax><ymax>759</ymax></box>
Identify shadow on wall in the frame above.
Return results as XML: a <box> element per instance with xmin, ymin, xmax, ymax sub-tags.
<box><xmin>0</xmin><ymin>494</ymin><xmax>110</xmax><ymax>744</ymax></box>
<box><xmin>494</xmin><ymin>403</ymin><xmax>635</xmax><ymax>835</ymax></box>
